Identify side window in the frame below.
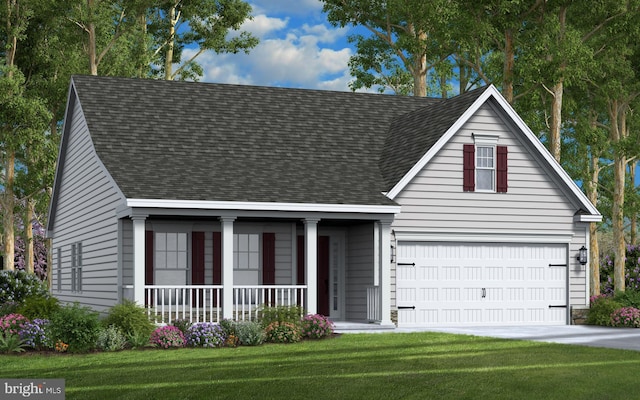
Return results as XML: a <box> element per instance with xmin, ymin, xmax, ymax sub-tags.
<box><xmin>71</xmin><ymin>242</ymin><xmax>82</xmax><ymax>292</ymax></box>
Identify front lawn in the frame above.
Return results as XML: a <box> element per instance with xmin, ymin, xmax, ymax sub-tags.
<box><xmin>2</xmin><ymin>332</ymin><xmax>639</xmax><ymax>399</ymax></box>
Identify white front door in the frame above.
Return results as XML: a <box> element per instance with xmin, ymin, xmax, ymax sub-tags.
<box><xmin>396</xmin><ymin>242</ymin><xmax>568</xmax><ymax>327</ymax></box>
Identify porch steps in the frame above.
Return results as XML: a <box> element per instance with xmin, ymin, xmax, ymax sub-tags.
<box><xmin>333</xmin><ymin>322</ymin><xmax>396</xmax><ymax>334</ymax></box>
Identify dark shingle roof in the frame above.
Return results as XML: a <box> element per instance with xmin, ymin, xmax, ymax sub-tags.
<box><xmin>380</xmin><ymin>86</ymin><xmax>490</xmax><ymax>190</ymax></box>
<box><xmin>71</xmin><ymin>76</ymin><xmax>484</xmax><ymax>206</ymax></box>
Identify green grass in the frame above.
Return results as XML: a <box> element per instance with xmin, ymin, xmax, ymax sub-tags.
<box><xmin>2</xmin><ymin>332</ymin><xmax>640</xmax><ymax>399</ymax></box>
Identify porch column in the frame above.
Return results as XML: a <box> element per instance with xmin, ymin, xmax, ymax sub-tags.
<box><xmin>220</xmin><ymin>216</ymin><xmax>236</xmax><ymax>319</ymax></box>
<box><xmin>132</xmin><ymin>215</ymin><xmax>147</xmax><ymax>306</ymax></box>
<box><xmin>378</xmin><ymin>220</ymin><xmax>393</xmax><ymax>326</ymax></box>
<box><xmin>305</xmin><ymin>218</ymin><xmax>320</xmax><ymax>314</ymax></box>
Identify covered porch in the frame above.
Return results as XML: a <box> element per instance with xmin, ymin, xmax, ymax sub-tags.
<box><xmin>118</xmin><ymin>203</ymin><xmax>395</xmax><ymax>326</ymax></box>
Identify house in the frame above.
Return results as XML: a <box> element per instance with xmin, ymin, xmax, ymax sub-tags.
<box><xmin>47</xmin><ymin>75</ymin><xmax>601</xmax><ymax>328</ymax></box>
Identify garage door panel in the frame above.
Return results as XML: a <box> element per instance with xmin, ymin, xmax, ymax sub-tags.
<box><xmin>396</xmin><ymin>242</ymin><xmax>568</xmax><ymax>326</ymax></box>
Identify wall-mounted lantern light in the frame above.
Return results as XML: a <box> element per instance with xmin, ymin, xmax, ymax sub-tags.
<box><xmin>391</xmin><ymin>244</ymin><xmax>396</xmax><ymax>263</ymax></box>
<box><xmin>577</xmin><ymin>245</ymin><xmax>588</xmax><ymax>266</ymax></box>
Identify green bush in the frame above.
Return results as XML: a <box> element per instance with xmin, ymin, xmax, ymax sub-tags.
<box><xmin>235</xmin><ymin>321</ymin><xmax>265</xmax><ymax>346</ymax></box>
<box><xmin>258</xmin><ymin>305</ymin><xmax>303</xmax><ymax>328</ymax></box>
<box><xmin>612</xmin><ymin>290</ymin><xmax>640</xmax><ymax>309</ymax></box>
<box><xmin>101</xmin><ymin>300</ymin><xmax>155</xmax><ymax>339</ymax></box>
<box><xmin>49</xmin><ymin>303</ymin><xmax>100</xmax><ymax>353</ymax></box>
<box><xmin>0</xmin><ymin>270</ymin><xmax>49</xmax><ymax>305</ymax></box>
<box><xmin>587</xmin><ymin>296</ymin><xmax>622</xmax><ymax>326</ymax></box>
<box><xmin>96</xmin><ymin>325</ymin><xmax>128</xmax><ymax>352</ymax></box>
<box><xmin>17</xmin><ymin>295</ymin><xmax>60</xmax><ymax>320</ymax></box>
<box><xmin>264</xmin><ymin>321</ymin><xmax>301</xmax><ymax>344</ymax></box>
<box><xmin>0</xmin><ymin>301</ymin><xmax>19</xmax><ymax>317</ymax></box>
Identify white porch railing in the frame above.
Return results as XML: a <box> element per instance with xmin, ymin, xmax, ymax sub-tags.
<box><xmin>233</xmin><ymin>285</ymin><xmax>307</xmax><ymax>321</ymax></box>
<box><xmin>144</xmin><ymin>285</ymin><xmax>307</xmax><ymax>324</ymax></box>
<box><xmin>367</xmin><ymin>286</ymin><xmax>381</xmax><ymax>322</ymax></box>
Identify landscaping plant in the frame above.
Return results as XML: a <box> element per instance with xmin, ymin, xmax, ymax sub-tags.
<box><xmin>170</xmin><ymin>319</ymin><xmax>192</xmax><ymax>336</ymax></box>
<box><xmin>0</xmin><ymin>270</ymin><xmax>49</xmax><ymax>305</ymax></box>
<box><xmin>17</xmin><ymin>295</ymin><xmax>60</xmax><ymax>320</ymax></box>
<box><xmin>19</xmin><ymin>319</ymin><xmax>52</xmax><ymax>350</ymax></box>
<box><xmin>96</xmin><ymin>325</ymin><xmax>128</xmax><ymax>352</ymax></box>
<box><xmin>264</xmin><ymin>321</ymin><xmax>301</xmax><ymax>343</ymax></box>
<box><xmin>48</xmin><ymin>303</ymin><xmax>101</xmax><ymax>353</ymax></box>
<box><xmin>610</xmin><ymin>307</ymin><xmax>640</xmax><ymax>328</ymax></box>
<box><xmin>301</xmin><ymin>314</ymin><xmax>334</xmax><ymax>339</ymax></box>
<box><xmin>185</xmin><ymin>322</ymin><xmax>226</xmax><ymax>348</ymax></box>
<box><xmin>101</xmin><ymin>300</ymin><xmax>156</xmax><ymax>339</ymax></box>
<box><xmin>258</xmin><ymin>305</ymin><xmax>303</xmax><ymax>328</ymax></box>
<box><xmin>235</xmin><ymin>320</ymin><xmax>264</xmax><ymax>346</ymax></box>
<box><xmin>0</xmin><ymin>333</ymin><xmax>27</xmax><ymax>353</ymax></box>
<box><xmin>149</xmin><ymin>326</ymin><xmax>185</xmax><ymax>349</ymax></box>
<box><xmin>586</xmin><ymin>296</ymin><xmax>622</xmax><ymax>326</ymax></box>
<box><xmin>0</xmin><ymin>313</ymin><xmax>29</xmax><ymax>336</ymax></box>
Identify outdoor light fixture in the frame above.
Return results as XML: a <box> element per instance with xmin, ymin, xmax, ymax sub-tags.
<box><xmin>391</xmin><ymin>244</ymin><xmax>396</xmax><ymax>263</ymax></box>
<box><xmin>577</xmin><ymin>245</ymin><xmax>588</xmax><ymax>266</ymax></box>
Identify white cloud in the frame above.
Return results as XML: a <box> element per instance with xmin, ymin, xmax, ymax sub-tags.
<box><xmin>241</xmin><ymin>14</ymin><xmax>288</xmax><ymax>37</ymax></box>
<box><xmin>186</xmin><ymin>5</ymin><xmax>356</xmax><ymax>91</ymax></box>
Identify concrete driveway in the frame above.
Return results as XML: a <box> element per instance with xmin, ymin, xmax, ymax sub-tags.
<box><xmin>398</xmin><ymin>325</ymin><xmax>640</xmax><ymax>352</ymax></box>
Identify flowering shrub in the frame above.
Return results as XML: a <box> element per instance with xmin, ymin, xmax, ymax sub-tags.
<box><xmin>301</xmin><ymin>314</ymin><xmax>334</xmax><ymax>339</ymax></box>
<box><xmin>185</xmin><ymin>323</ymin><xmax>225</xmax><ymax>348</ymax></box>
<box><xmin>0</xmin><ymin>313</ymin><xmax>29</xmax><ymax>336</ymax></box>
<box><xmin>264</xmin><ymin>321</ymin><xmax>301</xmax><ymax>344</ymax></box>
<box><xmin>610</xmin><ymin>307</ymin><xmax>640</xmax><ymax>328</ymax></box>
<box><xmin>150</xmin><ymin>326</ymin><xmax>185</xmax><ymax>349</ymax></box>
<box><xmin>19</xmin><ymin>319</ymin><xmax>51</xmax><ymax>350</ymax></box>
<box><xmin>0</xmin><ymin>271</ymin><xmax>49</xmax><ymax>305</ymax></box>
<box><xmin>54</xmin><ymin>341</ymin><xmax>68</xmax><ymax>353</ymax></box>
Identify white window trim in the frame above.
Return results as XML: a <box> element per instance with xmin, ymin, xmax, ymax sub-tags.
<box><xmin>233</xmin><ymin>233</ymin><xmax>261</xmax><ymax>271</ymax></box>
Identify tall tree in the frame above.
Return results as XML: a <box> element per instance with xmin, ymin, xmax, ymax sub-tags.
<box><xmin>148</xmin><ymin>0</ymin><xmax>257</xmax><ymax>81</ymax></box>
<box><xmin>0</xmin><ymin>0</ymin><xmax>51</xmax><ymax>271</ymax></box>
<box><xmin>322</xmin><ymin>0</ymin><xmax>457</xmax><ymax>96</ymax></box>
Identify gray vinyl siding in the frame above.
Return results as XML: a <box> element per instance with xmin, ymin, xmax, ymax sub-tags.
<box><xmin>51</xmin><ymin>95</ymin><xmax>124</xmax><ymax>313</ymax></box>
<box><xmin>391</xmin><ymin>103</ymin><xmax>588</xmax><ymax>308</ymax></box>
<box><xmin>345</xmin><ymin>223</ymin><xmax>375</xmax><ymax>321</ymax></box>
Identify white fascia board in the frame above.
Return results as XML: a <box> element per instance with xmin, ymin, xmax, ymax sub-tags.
<box><xmin>393</xmin><ymin>230</ymin><xmax>574</xmax><ymax>244</ymax></box>
<box><xmin>125</xmin><ymin>198</ymin><xmax>401</xmax><ymax>215</ymax></box>
<box><xmin>386</xmin><ymin>85</ymin><xmax>602</xmax><ymax>219</ymax></box>
<box><xmin>575</xmin><ymin>214</ymin><xmax>603</xmax><ymax>223</ymax></box>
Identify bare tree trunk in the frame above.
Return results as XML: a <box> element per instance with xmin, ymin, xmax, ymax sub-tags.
<box><xmin>164</xmin><ymin>4</ymin><xmax>178</xmax><ymax>80</ymax></box>
<box><xmin>503</xmin><ymin>28</ymin><xmax>515</xmax><ymax>104</ymax></box>
<box><xmin>549</xmin><ymin>79</ymin><xmax>563</xmax><ymax>162</ymax></box>
<box><xmin>631</xmin><ymin>159</ymin><xmax>638</xmax><ymax>245</ymax></box>
<box><xmin>3</xmin><ymin>152</ymin><xmax>15</xmax><ymax>271</ymax></box>
<box><xmin>611</xmin><ymin>101</ymin><xmax>627</xmax><ymax>292</ymax></box>
<box><xmin>588</xmin><ymin>155</ymin><xmax>600</xmax><ymax>296</ymax></box>
<box><xmin>46</xmin><ymin>238</ymin><xmax>52</xmax><ymax>290</ymax></box>
<box><xmin>24</xmin><ymin>199</ymin><xmax>34</xmax><ymax>274</ymax></box>
<box><xmin>412</xmin><ymin>30</ymin><xmax>427</xmax><ymax>97</ymax></box>
<box><xmin>87</xmin><ymin>0</ymin><xmax>98</xmax><ymax>75</ymax></box>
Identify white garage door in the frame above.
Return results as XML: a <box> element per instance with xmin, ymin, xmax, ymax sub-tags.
<box><xmin>396</xmin><ymin>242</ymin><xmax>568</xmax><ymax>327</ymax></box>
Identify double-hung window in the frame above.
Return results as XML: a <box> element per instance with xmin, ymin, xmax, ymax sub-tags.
<box><xmin>463</xmin><ymin>133</ymin><xmax>508</xmax><ymax>193</ymax></box>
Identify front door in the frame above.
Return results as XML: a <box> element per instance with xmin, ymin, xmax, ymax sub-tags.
<box><xmin>297</xmin><ymin>234</ymin><xmax>344</xmax><ymax>319</ymax></box>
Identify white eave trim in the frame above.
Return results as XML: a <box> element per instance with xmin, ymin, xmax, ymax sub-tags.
<box><xmin>125</xmin><ymin>198</ymin><xmax>401</xmax><ymax>214</ymax></box>
<box><xmin>385</xmin><ymin>85</ymin><xmax>601</xmax><ymax>219</ymax></box>
<box><xmin>394</xmin><ymin>230</ymin><xmax>574</xmax><ymax>244</ymax></box>
<box><xmin>575</xmin><ymin>214</ymin><xmax>603</xmax><ymax>223</ymax></box>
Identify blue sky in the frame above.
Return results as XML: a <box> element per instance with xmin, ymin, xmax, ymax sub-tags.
<box><xmin>183</xmin><ymin>0</ymin><xmax>359</xmax><ymax>91</ymax></box>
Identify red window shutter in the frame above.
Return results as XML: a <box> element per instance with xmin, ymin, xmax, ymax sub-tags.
<box><xmin>463</xmin><ymin>144</ymin><xmax>475</xmax><ymax>192</ymax></box>
<box><xmin>263</xmin><ymin>233</ymin><xmax>276</xmax><ymax>285</ymax></box>
<box><xmin>145</xmin><ymin>231</ymin><xmax>154</xmax><ymax>285</ymax></box>
<box><xmin>192</xmin><ymin>232</ymin><xmax>205</xmax><ymax>285</ymax></box>
<box><xmin>212</xmin><ymin>232</ymin><xmax>222</xmax><ymax>285</ymax></box>
<box><xmin>497</xmin><ymin>146</ymin><xmax>508</xmax><ymax>193</ymax></box>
